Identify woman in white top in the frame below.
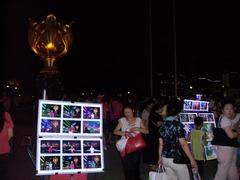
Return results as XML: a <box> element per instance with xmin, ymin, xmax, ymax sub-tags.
<box><xmin>214</xmin><ymin>99</ymin><xmax>240</xmax><ymax>180</ymax></box>
<box><xmin>114</xmin><ymin>104</ymin><xmax>149</xmax><ymax>180</ymax></box>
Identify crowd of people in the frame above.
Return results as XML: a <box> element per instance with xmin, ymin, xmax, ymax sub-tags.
<box><xmin>97</xmin><ymin>93</ymin><xmax>240</xmax><ymax>180</ymax></box>
<box><xmin>1</xmin><ymin>89</ymin><xmax>240</xmax><ymax>180</ymax></box>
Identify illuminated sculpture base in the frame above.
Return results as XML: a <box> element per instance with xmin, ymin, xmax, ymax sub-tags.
<box><xmin>36</xmin><ymin>70</ymin><xmax>64</xmax><ymax>100</ymax></box>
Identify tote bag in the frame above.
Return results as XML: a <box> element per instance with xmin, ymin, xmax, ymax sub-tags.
<box><xmin>191</xmin><ymin>169</ymin><xmax>201</xmax><ymax>180</ymax></box>
<box><xmin>148</xmin><ymin>165</ymin><xmax>168</xmax><ymax>180</ymax></box>
<box><xmin>116</xmin><ymin>137</ymin><xmax>128</xmax><ymax>157</ymax></box>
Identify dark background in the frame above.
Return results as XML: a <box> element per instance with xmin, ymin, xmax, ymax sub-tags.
<box><xmin>2</xmin><ymin>0</ymin><xmax>240</xmax><ymax>96</ymax></box>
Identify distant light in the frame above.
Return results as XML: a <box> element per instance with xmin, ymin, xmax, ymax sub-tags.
<box><xmin>189</xmin><ymin>86</ymin><xmax>193</xmax><ymax>89</ymax></box>
<box><xmin>90</xmin><ymin>92</ymin><xmax>93</xmax><ymax>95</ymax></box>
<box><xmin>32</xmin><ymin>96</ymin><xmax>35</xmax><ymax>98</ymax></box>
<box><xmin>14</xmin><ymin>87</ymin><xmax>18</xmax><ymax>90</ymax></box>
<box><xmin>82</xmin><ymin>92</ymin><xmax>85</xmax><ymax>96</ymax></box>
<box><xmin>18</xmin><ymin>94</ymin><xmax>21</xmax><ymax>97</ymax></box>
<box><xmin>127</xmin><ymin>91</ymin><xmax>131</xmax><ymax>94</ymax></box>
<box><xmin>6</xmin><ymin>85</ymin><xmax>10</xmax><ymax>88</ymax></box>
<box><xmin>222</xmin><ymin>85</ymin><xmax>224</xmax><ymax>88</ymax></box>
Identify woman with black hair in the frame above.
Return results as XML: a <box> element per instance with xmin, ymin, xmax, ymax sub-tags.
<box><xmin>214</xmin><ymin>98</ymin><xmax>240</xmax><ymax>180</ymax></box>
<box><xmin>142</xmin><ymin>102</ymin><xmax>164</xmax><ymax>166</ymax></box>
<box><xmin>0</xmin><ymin>101</ymin><xmax>14</xmax><ymax>180</ymax></box>
<box><xmin>114</xmin><ymin>104</ymin><xmax>149</xmax><ymax>180</ymax></box>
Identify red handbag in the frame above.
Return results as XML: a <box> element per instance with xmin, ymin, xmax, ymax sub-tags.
<box><xmin>125</xmin><ymin>133</ymin><xmax>146</xmax><ymax>154</ymax></box>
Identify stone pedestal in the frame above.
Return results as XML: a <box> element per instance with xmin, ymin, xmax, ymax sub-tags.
<box><xmin>36</xmin><ymin>69</ymin><xmax>64</xmax><ymax>100</ymax></box>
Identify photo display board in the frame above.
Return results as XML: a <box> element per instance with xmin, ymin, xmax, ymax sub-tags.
<box><xmin>36</xmin><ymin>100</ymin><xmax>104</xmax><ymax>176</ymax></box>
<box><xmin>180</xmin><ymin>99</ymin><xmax>217</xmax><ymax>160</ymax></box>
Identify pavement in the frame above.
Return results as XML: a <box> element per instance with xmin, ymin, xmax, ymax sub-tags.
<box><xmin>4</xmin><ymin>105</ymin><xmax>218</xmax><ymax>180</ymax></box>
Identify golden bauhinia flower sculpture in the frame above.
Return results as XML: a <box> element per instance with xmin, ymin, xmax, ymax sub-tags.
<box><xmin>28</xmin><ymin>14</ymin><xmax>73</xmax><ymax>71</ymax></box>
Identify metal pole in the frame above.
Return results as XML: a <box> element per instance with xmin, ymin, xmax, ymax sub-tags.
<box><xmin>43</xmin><ymin>89</ymin><xmax>46</xmax><ymax>100</ymax></box>
<box><xmin>149</xmin><ymin>0</ymin><xmax>153</xmax><ymax>97</ymax></box>
<box><xmin>173</xmin><ymin>0</ymin><xmax>178</xmax><ymax>97</ymax></box>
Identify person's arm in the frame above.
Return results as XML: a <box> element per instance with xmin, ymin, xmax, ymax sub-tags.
<box><xmin>179</xmin><ymin>138</ymin><xmax>197</xmax><ymax>169</ymax></box>
<box><xmin>8</xmin><ymin>128</ymin><xmax>13</xmax><ymax>140</ymax></box>
<box><xmin>223</xmin><ymin>126</ymin><xmax>238</xmax><ymax>139</ymax></box>
<box><xmin>233</xmin><ymin>120</ymin><xmax>240</xmax><ymax>131</ymax></box>
<box><xmin>113</xmin><ymin>119</ymin><xmax>134</xmax><ymax>138</ymax></box>
<box><xmin>142</xmin><ymin>118</ymin><xmax>148</xmax><ymax>127</ymax></box>
<box><xmin>113</xmin><ymin>121</ymin><xmax>125</xmax><ymax>136</ymax></box>
<box><xmin>5</xmin><ymin>112</ymin><xmax>14</xmax><ymax>140</ymax></box>
<box><xmin>156</xmin><ymin>121</ymin><xmax>163</xmax><ymax>127</ymax></box>
<box><xmin>158</xmin><ymin>138</ymin><xmax>163</xmax><ymax>165</ymax></box>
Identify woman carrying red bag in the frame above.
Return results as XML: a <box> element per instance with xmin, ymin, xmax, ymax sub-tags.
<box><xmin>114</xmin><ymin>104</ymin><xmax>149</xmax><ymax>180</ymax></box>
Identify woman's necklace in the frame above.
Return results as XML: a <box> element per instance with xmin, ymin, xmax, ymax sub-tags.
<box><xmin>127</xmin><ymin>118</ymin><xmax>136</xmax><ymax>127</ymax></box>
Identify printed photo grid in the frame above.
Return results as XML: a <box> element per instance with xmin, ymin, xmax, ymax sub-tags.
<box><xmin>38</xmin><ymin>100</ymin><xmax>103</xmax><ymax>136</ymax></box>
<box><xmin>183</xmin><ymin>99</ymin><xmax>209</xmax><ymax>112</ymax></box>
<box><xmin>179</xmin><ymin>113</ymin><xmax>215</xmax><ymax>123</ymax></box>
<box><xmin>38</xmin><ymin>138</ymin><xmax>103</xmax><ymax>174</ymax></box>
<box><xmin>36</xmin><ymin>100</ymin><xmax>104</xmax><ymax>176</ymax></box>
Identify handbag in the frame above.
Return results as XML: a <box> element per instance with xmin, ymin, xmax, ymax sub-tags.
<box><xmin>212</xmin><ymin>116</ymin><xmax>240</xmax><ymax>147</ymax></box>
<box><xmin>212</xmin><ymin>128</ymin><xmax>239</xmax><ymax>147</ymax></box>
<box><xmin>125</xmin><ymin>133</ymin><xmax>146</xmax><ymax>154</ymax></box>
<box><xmin>148</xmin><ymin>165</ymin><xmax>167</xmax><ymax>180</ymax></box>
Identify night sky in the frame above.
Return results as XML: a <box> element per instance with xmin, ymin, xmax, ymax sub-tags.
<box><xmin>2</xmin><ymin>0</ymin><xmax>240</xmax><ymax>96</ymax></box>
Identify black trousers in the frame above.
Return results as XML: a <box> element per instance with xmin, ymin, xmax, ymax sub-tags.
<box><xmin>0</xmin><ymin>153</ymin><xmax>10</xmax><ymax>180</ymax></box>
<box><xmin>196</xmin><ymin>160</ymin><xmax>205</xmax><ymax>178</ymax></box>
<box><xmin>121</xmin><ymin>151</ymin><xmax>141</xmax><ymax>180</ymax></box>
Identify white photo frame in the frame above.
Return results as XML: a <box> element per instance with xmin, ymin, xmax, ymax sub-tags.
<box><xmin>36</xmin><ymin>100</ymin><xmax>104</xmax><ymax>176</ymax></box>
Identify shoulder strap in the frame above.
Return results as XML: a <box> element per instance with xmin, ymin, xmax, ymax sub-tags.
<box><xmin>217</xmin><ymin>115</ymin><xmax>223</xmax><ymax>128</ymax></box>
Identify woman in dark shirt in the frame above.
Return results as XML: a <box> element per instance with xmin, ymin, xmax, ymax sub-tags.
<box><xmin>158</xmin><ymin>98</ymin><xmax>197</xmax><ymax>180</ymax></box>
<box><xmin>143</xmin><ymin>103</ymin><xmax>164</xmax><ymax>165</ymax></box>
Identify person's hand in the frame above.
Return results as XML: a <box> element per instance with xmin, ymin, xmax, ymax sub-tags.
<box><xmin>233</xmin><ymin>121</ymin><xmax>240</xmax><ymax>131</ymax></box>
<box><xmin>190</xmin><ymin>159</ymin><xmax>198</xmax><ymax>170</ymax></box>
<box><xmin>125</xmin><ymin>131</ymin><xmax>134</xmax><ymax>138</ymax></box>
<box><xmin>156</xmin><ymin>121</ymin><xmax>163</xmax><ymax>127</ymax></box>
<box><xmin>237</xmin><ymin>127</ymin><xmax>240</xmax><ymax>134</ymax></box>
<box><xmin>129</xmin><ymin>127</ymin><xmax>140</xmax><ymax>133</ymax></box>
<box><xmin>236</xmin><ymin>127</ymin><xmax>240</xmax><ymax>141</ymax></box>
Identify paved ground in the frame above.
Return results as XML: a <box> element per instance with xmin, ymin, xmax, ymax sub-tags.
<box><xmin>4</xmin><ymin>105</ymin><xmax>218</xmax><ymax>180</ymax></box>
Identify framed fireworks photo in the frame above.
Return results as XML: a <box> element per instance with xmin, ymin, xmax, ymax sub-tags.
<box><xmin>36</xmin><ymin>100</ymin><xmax>104</xmax><ymax>176</ymax></box>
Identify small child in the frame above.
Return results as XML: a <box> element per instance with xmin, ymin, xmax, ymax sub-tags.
<box><xmin>190</xmin><ymin>116</ymin><xmax>207</xmax><ymax>179</ymax></box>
